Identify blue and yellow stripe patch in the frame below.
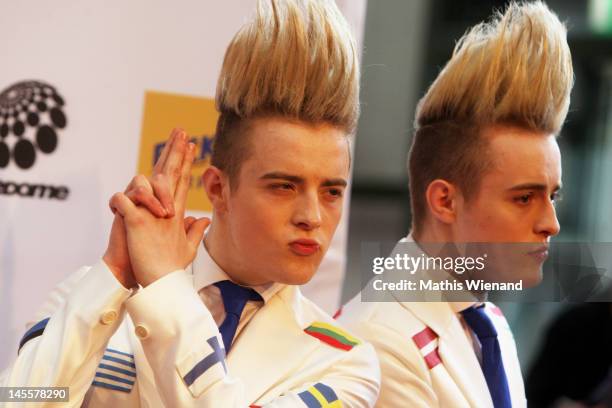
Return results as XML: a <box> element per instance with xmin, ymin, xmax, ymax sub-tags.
<box><xmin>298</xmin><ymin>383</ymin><xmax>342</xmax><ymax>407</ymax></box>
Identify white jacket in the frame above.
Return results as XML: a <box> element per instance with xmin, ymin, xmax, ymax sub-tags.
<box><xmin>339</xmin><ymin>237</ymin><xmax>526</xmax><ymax>408</ymax></box>
<box><xmin>1</xmin><ymin>245</ymin><xmax>380</xmax><ymax>407</ymax></box>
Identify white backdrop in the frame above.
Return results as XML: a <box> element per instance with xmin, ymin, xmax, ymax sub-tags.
<box><xmin>0</xmin><ymin>0</ymin><xmax>366</xmax><ymax>369</ymax></box>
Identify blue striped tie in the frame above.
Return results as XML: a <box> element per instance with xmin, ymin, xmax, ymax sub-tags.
<box><xmin>461</xmin><ymin>305</ymin><xmax>512</xmax><ymax>408</ymax></box>
<box><xmin>214</xmin><ymin>280</ymin><xmax>262</xmax><ymax>353</ymax></box>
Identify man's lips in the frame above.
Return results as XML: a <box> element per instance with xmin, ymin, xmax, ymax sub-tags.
<box><xmin>289</xmin><ymin>239</ymin><xmax>320</xmax><ymax>256</ymax></box>
<box><xmin>527</xmin><ymin>245</ymin><xmax>549</xmax><ymax>261</ymax></box>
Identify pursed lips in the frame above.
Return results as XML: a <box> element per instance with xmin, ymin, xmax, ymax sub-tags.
<box><xmin>289</xmin><ymin>239</ymin><xmax>321</xmax><ymax>256</ymax></box>
<box><xmin>527</xmin><ymin>244</ymin><xmax>549</xmax><ymax>261</ymax></box>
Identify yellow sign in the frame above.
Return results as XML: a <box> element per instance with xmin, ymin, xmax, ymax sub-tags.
<box><xmin>138</xmin><ymin>90</ymin><xmax>218</xmax><ymax>213</ymax></box>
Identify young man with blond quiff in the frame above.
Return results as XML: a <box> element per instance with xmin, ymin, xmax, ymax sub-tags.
<box><xmin>340</xmin><ymin>2</ymin><xmax>573</xmax><ymax>407</ymax></box>
<box><xmin>1</xmin><ymin>1</ymin><xmax>380</xmax><ymax>406</ymax></box>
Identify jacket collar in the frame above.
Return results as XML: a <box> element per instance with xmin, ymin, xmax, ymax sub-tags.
<box><xmin>394</xmin><ymin>234</ymin><xmax>493</xmax><ymax>406</ymax></box>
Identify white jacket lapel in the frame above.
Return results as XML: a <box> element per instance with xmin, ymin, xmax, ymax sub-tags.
<box><xmin>400</xmin><ymin>301</ymin><xmax>493</xmax><ymax>407</ymax></box>
<box><xmin>226</xmin><ymin>285</ymin><xmax>319</xmax><ymax>405</ymax></box>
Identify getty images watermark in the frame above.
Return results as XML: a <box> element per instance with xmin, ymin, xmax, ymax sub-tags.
<box><xmin>370</xmin><ymin>252</ymin><xmax>524</xmax><ymax>292</ymax></box>
<box><xmin>360</xmin><ymin>241</ymin><xmax>612</xmax><ymax>302</ymax></box>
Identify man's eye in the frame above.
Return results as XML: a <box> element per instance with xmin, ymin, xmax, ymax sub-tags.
<box><xmin>328</xmin><ymin>188</ymin><xmax>343</xmax><ymax>197</ymax></box>
<box><xmin>551</xmin><ymin>191</ymin><xmax>562</xmax><ymax>204</ymax></box>
<box><xmin>515</xmin><ymin>194</ymin><xmax>532</xmax><ymax>204</ymax></box>
<box><xmin>272</xmin><ymin>183</ymin><xmax>294</xmax><ymax>191</ymax></box>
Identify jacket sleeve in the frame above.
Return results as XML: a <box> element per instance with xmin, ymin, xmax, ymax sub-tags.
<box><xmin>125</xmin><ymin>270</ymin><xmax>380</xmax><ymax>407</ymax></box>
<box><xmin>255</xmin><ymin>342</ymin><xmax>380</xmax><ymax>408</ymax></box>
<box><xmin>0</xmin><ymin>261</ymin><xmax>133</xmax><ymax>407</ymax></box>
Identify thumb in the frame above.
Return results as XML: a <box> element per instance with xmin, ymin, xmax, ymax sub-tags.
<box><xmin>187</xmin><ymin>217</ymin><xmax>211</xmax><ymax>248</ymax></box>
<box><xmin>183</xmin><ymin>216</ymin><xmax>196</xmax><ymax>232</ymax></box>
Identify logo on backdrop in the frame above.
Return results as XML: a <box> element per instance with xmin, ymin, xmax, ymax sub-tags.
<box><xmin>0</xmin><ymin>80</ymin><xmax>69</xmax><ymax>200</ymax></box>
<box><xmin>0</xmin><ymin>80</ymin><xmax>67</xmax><ymax>169</ymax></box>
<box><xmin>138</xmin><ymin>91</ymin><xmax>218</xmax><ymax>213</ymax></box>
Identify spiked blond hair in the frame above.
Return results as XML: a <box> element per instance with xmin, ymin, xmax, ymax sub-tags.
<box><xmin>409</xmin><ymin>1</ymin><xmax>574</xmax><ymax>233</ymax></box>
<box><xmin>212</xmin><ymin>0</ymin><xmax>359</xmax><ymax>182</ymax></box>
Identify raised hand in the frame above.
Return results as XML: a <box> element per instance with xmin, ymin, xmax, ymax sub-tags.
<box><xmin>103</xmin><ymin>212</ymin><xmax>203</xmax><ymax>289</ymax></box>
<box><xmin>103</xmin><ymin>214</ymin><xmax>138</xmax><ymax>289</ymax></box>
<box><xmin>109</xmin><ymin>131</ymin><xmax>210</xmax><ymax>287</ymax></box>
<box><xmin>122</xmin><ymin>127</ymin><xmax>190</xmax><ymax>218</ymax></box>
<box><xmin>103</xmin><ymin>128</ymin><xmax>206</xmax><ymax>288</ymax></box>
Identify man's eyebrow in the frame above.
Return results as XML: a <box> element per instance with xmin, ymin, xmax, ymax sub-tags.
<box><xmin>260</xmin><ymin>172</ymin><xmax>304</xmax><ymax>184</ymax></box>
<box><xmin>321</xmin><ymin>178</ymin><xmax>348</xmax><ymax>188</ymax></box>
<box><xmin>507</xmin><ymin>183</ymin><xmax>562</xmax><ymax>192</ymax></box>
<box><xmin>260</xmin><ymin>172</ymin><xmax>347</xmax><ymax>187</ymax></box>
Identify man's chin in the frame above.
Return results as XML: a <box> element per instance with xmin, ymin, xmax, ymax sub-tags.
<box><xmin>276</xmin><ymin>268</ymin><xmax>318</xmax><ymax>286</ymax></box>
<box><xmin>277</xmin><ymin>253</ymin><xmax>325</xmax><ymax>285</ymax></box>
<box><xmin>474</xmin><ymin>263</ymin><xmax>543</xmax><ymax>290</ymax></box>
<box><xmin>519</xmin><ymin>267</ymin><xmax>544</xmax><ymax>289</ymax></box>
<box><xmin>497</xmin><ymin>263</ymin><xmax>543</xmax><ymax>288</ymax></box>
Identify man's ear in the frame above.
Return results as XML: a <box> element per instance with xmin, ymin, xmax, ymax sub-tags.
<box><xmin>424</xmin><ymin>179</ymin><xmax>457</xmax><ymax>225</ymax></box>
<box><xmin>202</xmin><ymin>166</ymin><xmax>229</xmax><ymax>213</ymax></box>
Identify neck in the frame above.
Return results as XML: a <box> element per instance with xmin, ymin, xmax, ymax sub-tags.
<box><xmin>204</xmin><ymin>220</ymin><xmax>269</xmax><ymax>287</ymax></box>
<box><xmin>412</xmin><ymin>221</ymin><xmax>454</xmax><ymax>247</ymax></box>
<box><xmin>412</xmin><ymin>223</ymin><xmax>487</xmax><ymax>300</ymax></box>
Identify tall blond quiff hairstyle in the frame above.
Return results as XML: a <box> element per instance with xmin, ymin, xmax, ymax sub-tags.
<box><xmin>212</xmin><ymin>0</ymin><xmax>359</xmax><ymax>182</ymax></box>
<box><xmin>409</xmin><ymin>1</ymin><xmax>574</xmax><ymax>233</ymax></box>
<box><xmin>417</xmin><ymin>1</ymin><xmax>572</xmax><ymax>131</ymax></box>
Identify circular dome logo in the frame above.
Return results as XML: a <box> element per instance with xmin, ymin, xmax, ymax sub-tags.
<box><xmin>0</xmin><ymin>81</ymin><xmax>67</xmax><ymax>170</ymax></box>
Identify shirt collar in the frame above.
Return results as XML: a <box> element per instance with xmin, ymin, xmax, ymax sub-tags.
<box><xmin>404</xmin><ymin>231</ymin><xmax>480</xmax><ymax>309</ymax></box>
<box><xmin>449</xmin><ymin>301</ymin><xmax>479</xmax><ymax>313</ymax></box>
<box><xmin>189</xmin><ymin>240</ymin><xmax>284</xmax><ymax>304</ymax></box>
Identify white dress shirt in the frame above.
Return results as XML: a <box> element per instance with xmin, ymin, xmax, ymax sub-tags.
<box><xmin>187</xmin><ymin>240</ymin><xmax>285</xmax><ymax>348</ymax></box>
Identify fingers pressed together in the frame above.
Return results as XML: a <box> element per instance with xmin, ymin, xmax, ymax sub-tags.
<box><xmin>109</xmin><ymin>128</ymin><xmax>196</xmax><ymax>221</ymax></box>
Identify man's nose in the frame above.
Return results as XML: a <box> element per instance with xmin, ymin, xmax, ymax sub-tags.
<box><xmin>291</xmin><ymin>191</ymin><xmax>322</xmax><ymax>230</ymax></box>
<box><xmin>535</xmin><ymin>199</ymin><xmax>560</xmax><ymax>238</ymax></box>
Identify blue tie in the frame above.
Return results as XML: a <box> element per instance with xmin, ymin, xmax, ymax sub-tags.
<box><xmin>214</xmin><ymin>280</ymin><xmax>262</xmax><ymax>353</ymax></box>
<box><xmin>461</xmin><ymin>306</ymin><xmax>512</xmax><ymax>408</ymax></box>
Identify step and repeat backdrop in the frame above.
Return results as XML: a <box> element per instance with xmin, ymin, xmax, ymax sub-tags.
<box><xmin>0</xmin><ymin>0</ymin><xmax>366</xmax><ymax>369</ymax></box>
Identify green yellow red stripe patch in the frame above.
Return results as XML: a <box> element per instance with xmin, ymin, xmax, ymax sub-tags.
<box><xmin>304</xmin><ymin>322</ymin><xmax>360</xmax><ymax>351</ymax></box>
